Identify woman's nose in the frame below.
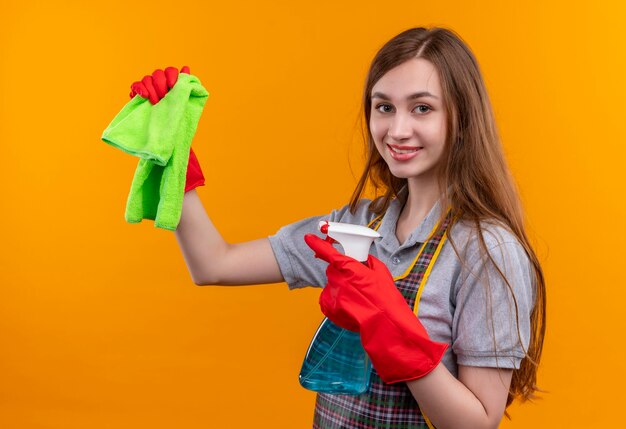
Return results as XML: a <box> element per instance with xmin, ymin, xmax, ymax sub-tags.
<box><xmin>387</xmin><ymin>114</ymin><xmax>412</xmax><ymax>140</ymax></box>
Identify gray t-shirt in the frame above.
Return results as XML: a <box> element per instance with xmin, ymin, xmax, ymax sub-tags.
<box><xmin>268</xmin><ymin>195</ymin><xmax>534</xmax><ymax>378</ymax></box>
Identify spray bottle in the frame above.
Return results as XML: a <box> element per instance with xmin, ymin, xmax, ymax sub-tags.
<box><xmin>299</xmin><ymin>221</ymin><xmax>381</xmax><ymax>395</ymax></box>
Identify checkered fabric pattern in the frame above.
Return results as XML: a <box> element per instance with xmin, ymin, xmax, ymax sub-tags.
<box><xmin>312</xmin><ymin>213</ymin><xmax>451</xmax><ymax>429</ymax></box>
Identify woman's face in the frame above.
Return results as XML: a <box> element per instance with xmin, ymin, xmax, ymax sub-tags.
<box><xmin>370</xmin><ymin>58</ymin><xmax>447</xmax><ymax>185</ymax></box>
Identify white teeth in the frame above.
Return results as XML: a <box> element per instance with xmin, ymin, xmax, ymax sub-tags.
<box><xmin>390</xmin><ymin>146</ymin><xmax>419</xmax><ymax>154</ymax></box>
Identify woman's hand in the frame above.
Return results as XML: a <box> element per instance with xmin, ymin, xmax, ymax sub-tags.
<box><xmin>128</xmin><ymin>65</ymin><xmax>203</xmax><ymax>192</ymax></box>
<box><xmin>129</xmin><ymin>66</ymin><xmax>190</xmax><ymax>104</ymax></box>
<box><xmin>304</xmin><ymin>234</ymin><xmax>448</xmax><ymax>384</ymax></box>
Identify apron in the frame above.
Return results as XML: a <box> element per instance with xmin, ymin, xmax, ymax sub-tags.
<box><xmin>312</xmin><ymin>211</ymin><xmax>452</xmax><ymax>429</ymax></box>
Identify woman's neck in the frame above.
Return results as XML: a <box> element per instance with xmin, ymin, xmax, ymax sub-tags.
<box><xmin>403</xmin><ymin>178</ymin><xmax>442</xmax><ymax>219</ymax></box>
<box><xmin>395</xmin><ymin>178</ymin><xmax>442</xmax><ymax>244</ymax></box>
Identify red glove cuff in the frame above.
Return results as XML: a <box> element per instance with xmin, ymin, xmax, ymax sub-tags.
<box><xmin>185</xmin><ymin>147</ymin><xmax>205</xmax><ymax>193</ymax></box>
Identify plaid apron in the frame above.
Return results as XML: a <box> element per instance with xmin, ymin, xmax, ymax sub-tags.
<box><xmin>312</xmin><ymin>212</ymin><xmax>452</xmax><ymax>429</ymax></box>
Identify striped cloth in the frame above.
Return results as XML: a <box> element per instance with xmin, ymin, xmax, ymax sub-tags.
<box><xmin>312</xmin><ymin>213</ymin><xmax>451</xmax><ymax>429</ymax></box>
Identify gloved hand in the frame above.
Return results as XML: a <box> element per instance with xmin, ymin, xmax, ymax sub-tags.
<box><xmin>129</xmin><ymin>66</ymin><xmax>204</xmax><ymax>193</ymax></box>
<box><xmin>129</xmin><ymin>66</ymin><xmax>190</xmax><ymax>104</ymax></box>
<box><xmin>304</xmin><ymin>234</ymin><xmax>448</xmax><ymax>384</ymax></box>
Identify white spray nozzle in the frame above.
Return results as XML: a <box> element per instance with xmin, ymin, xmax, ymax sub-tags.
<box><xmin>318</xmin><ymin>221</ymin><xmax>381</xmax><ymax>262</ymax></box>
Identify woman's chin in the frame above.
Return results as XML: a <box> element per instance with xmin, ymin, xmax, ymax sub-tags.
<box><xmin>386</xmin><ymin>165</ymin><xmax>439</xmax><ymax>184</ymax></box>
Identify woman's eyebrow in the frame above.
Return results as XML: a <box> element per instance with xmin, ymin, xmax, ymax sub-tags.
<box><xmin>371</xmin><ymin>91</ymin><xmax>439</xmax><ymax>100</ymax></box>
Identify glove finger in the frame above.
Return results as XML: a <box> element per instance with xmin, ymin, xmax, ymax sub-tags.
<box><xmin>164</xmin><ymin>67</ymin><xmax>178</xmax><ymax>89</ymax></box>
<box><xmin>151</xmin><ymin>69</ymin><xmax>168</xmax><ymax>100</ymax></box>
<box><xmin>304</xmin><ymin>234</ymin><xmax>343</xmax><ymax>264</ymax></box>
<box><xmin>181</xmin><ymin>65</ymin><xmax>190</xmax><ymax>74</ymax></box>
<box><xmin>141</xmin><ymin>75</ymin><xmax>160</xmax><ymax>105</ymax></box>
<box><xmin>130</xmin><ymin>81</ymin><xmax>148</xmax><ymax>98</ymax></box>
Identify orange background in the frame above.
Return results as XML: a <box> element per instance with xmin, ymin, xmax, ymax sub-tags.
<box><xmin>1</xmin><ymin>1</ymin><xmax>624</xmax><ymax>427</ymax></box>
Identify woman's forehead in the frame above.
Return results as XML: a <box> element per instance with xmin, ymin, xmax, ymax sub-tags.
<box><xmin>371</xmin><ymin>58</ymin><xmax>442</xmax><ymax>99</ymax></box>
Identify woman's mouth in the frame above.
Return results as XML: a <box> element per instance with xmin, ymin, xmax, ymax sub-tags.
<box><xmin>387</xmin><ymin>144</ymin><xmax>422</xmax><ymax>161</ymax></box>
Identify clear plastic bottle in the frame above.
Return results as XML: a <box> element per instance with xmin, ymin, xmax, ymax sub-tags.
<box><xmin>299</xmin><ymin>317</ymin><xmax>371</xmax><ymax>395</ymax></box>
<box><xmin>299</xmin><ymin>220</ymin><xmax>379</xmax><ymax>395</ymax></box>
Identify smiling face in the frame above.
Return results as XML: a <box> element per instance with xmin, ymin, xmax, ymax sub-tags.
<box><xmin>369</xmin><ymin>58</ymin><xmax>448</xmax><ymax>187</ymax></box>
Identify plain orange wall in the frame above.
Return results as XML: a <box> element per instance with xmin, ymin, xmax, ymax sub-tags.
<box><xmin>1</xmin><ymin>0</ymin><xmax>624</xmax><ymax>428</ymax></box>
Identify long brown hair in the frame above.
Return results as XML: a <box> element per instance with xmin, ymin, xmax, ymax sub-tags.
<box><xmin>350</xmin><ymin>27</ymin><xmax>546</xmax><ymax>409</ymax></box>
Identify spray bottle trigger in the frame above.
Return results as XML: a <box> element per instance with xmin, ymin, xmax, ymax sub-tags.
<box><xmin>324</xmin><ymin>236</ymin><xmax>338</xmax><ymax>244</ymax></box>
<box><xmin>319</xmin><ymin>221</ymin><xmax>337</xmax><ymax>243</ymax></box>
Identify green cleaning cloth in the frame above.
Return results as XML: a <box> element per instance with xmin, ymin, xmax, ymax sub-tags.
<box><xmin>102</xmin><ymin>73</ymin><xmax>209</xmax><ymax>231</ymax></box>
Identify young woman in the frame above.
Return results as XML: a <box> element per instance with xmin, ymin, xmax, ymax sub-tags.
<box><xmin>130</xmin><ymin>27</ymin><xmax>546</xmax><ymax>429</ymax></box>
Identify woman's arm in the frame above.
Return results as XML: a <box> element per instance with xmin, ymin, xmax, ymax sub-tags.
<box><xmin>406</xmin><ymin>364</ymin><xmax>512</xmax><ymax>429</ymax></box>
<box><xmin>175</xmin><ymin>190</ymin><xmax>284</xmax><ymax>286</ymax></box>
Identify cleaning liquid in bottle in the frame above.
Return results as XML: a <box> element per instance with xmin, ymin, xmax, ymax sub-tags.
<box><xmin>299</xmin><ymin>318</ymin><xmax>372</xmax><ymax>394</ymax></box>
<box><xmin>299</xmin><ymin>221</ymin><xmax>381</xmax><ymax>395</ymax></box>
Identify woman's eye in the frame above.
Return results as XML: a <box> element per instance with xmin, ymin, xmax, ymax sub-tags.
<box><xmin>375</xmin><ymin>104</ymin><xmax>394</xmax><ymax>113</ymax></box>
<box><xmin>415</xmin><ymin>104</ymin><xmax>431</xmax><ymax>114</ymax></box>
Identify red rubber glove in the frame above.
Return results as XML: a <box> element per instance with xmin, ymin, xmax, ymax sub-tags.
<box><xmin>304</xmin><ymin>234</ymin><xmax>448</xmax><ymax>384</ymax></box>
<box><xmin>129</xmin><ymin>66</ymin><xmax>190</xmax><ymax>104</ymax></box>
<box><xmin>184</xmin><ymin>147</ymin><xmax>205</xmax><ymax>192</ymax></box>
<box><xmin>129</xmin><ymin>66</ymin><xmax>205</xmax><ymax>192</ymax></box>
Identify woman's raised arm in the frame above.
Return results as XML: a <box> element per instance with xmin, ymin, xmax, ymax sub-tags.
<box><xmin>175</xmin><ymin>190</ymin><xmax>284</xmax><ymax>286</ymax></box>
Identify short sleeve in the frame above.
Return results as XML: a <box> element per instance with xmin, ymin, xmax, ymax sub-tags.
<box><xmin>268</xmin><ymin>201</ymin><xmax>374</xmax><ymax>290</ymax></box>
<box><xmin>451</xmin><ymin>232</ymin><xmax>535</xmax><ymax>369</ymax></box>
